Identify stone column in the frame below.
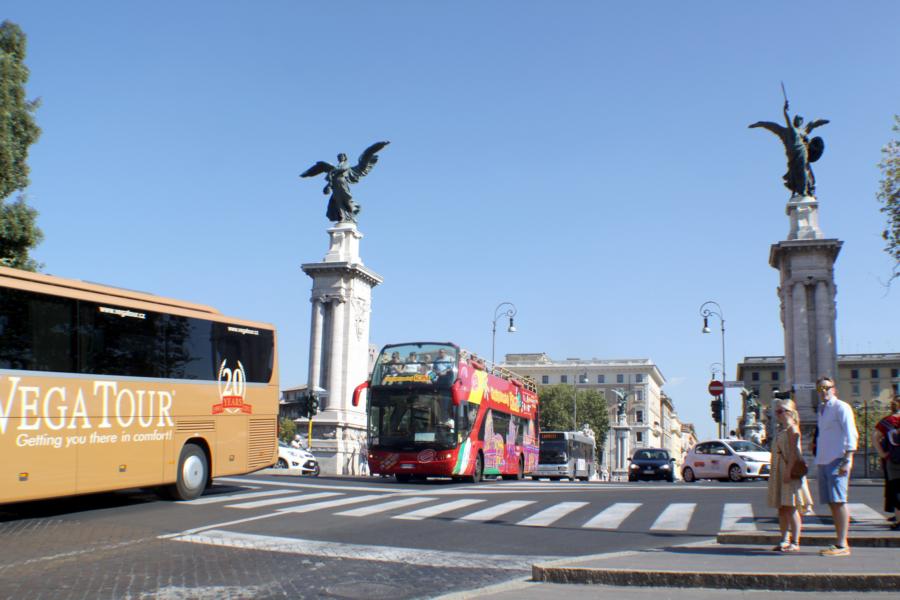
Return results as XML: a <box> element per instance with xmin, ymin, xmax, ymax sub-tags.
<box><xmin>302</xmin><ymin>222</ymin><xmax>383</xmax><ymax>475</ymax></box>
<box><xmin>770</xmin><ymin>196</ymin><xmax>842</xmax><ymax>430</ymax></box>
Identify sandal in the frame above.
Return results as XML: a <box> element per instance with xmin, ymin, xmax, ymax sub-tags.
<box><xmin>772</xmin><ymin>540</ymin><xmax>790</xmax><ymax>551</ymax></box>
<box><xmin>780</xmin><ymin>543</ymin><xmax>800</xmax><ymax>552</ymax></box>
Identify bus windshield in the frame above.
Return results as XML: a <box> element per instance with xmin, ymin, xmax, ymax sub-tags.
<box><xmin>370</xmin><ymin>343</ymin><xmax>458</xmax><ymax>387</ymax></box>
<box><xmin>368</xmin><ymin>389</ymin><xmax>458</xmax><ymax>450</ymax></box>
<box><xmin>539</xmin><ymin>439</ymin><xmax>567</xmax><ymax>464</ymax></box>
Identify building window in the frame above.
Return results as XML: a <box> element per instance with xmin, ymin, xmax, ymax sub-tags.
<box><xmin>560</xmin><ymin>375</ymin><xmax>568</xmax><ymax>384</ymax></box>
<box><xmin>771</xmin><ymin>371</ymin><xmax>779</xmax><ymax>381</ymax></box>
<box><xmin>616</xmin><ymin>374</ymin><xmax>624</xmax><ymax>384</ymax></box>
<box><xmin>597</xmin><ymin>374</ymin><xmax>605</xmax><ymax>384</ymax></box>
<box><xmin>752</xmin><ymin>386</ymin><xmax>760</xmax><ymax>396</ymax></box>
<box><xmin>751</xmin><ymin>372</ymin><xmax>760</xmax><ymax>382</ymax></box>
<box><xmin>850</xmin><ymin>369</ymin><xmax>859</xmax><ymax>379</ymax></box>
<box><xmin>636</xmin><ymin>410</ymin><xmax>644</xmax><ymax>423</ymax></box>
<box><xmin>851</xmin><ymin>383</ymin><xmax>860</xmax><ymax>397</ymax></box>
<box><xmin>891</xmin><ymin>368</ymin><xmax>899</xmax><ymax>378</ymax></box>
<box><xmin>894</xmin><ymin>382</ymin><xmax>900</xmax><ymax>395</ymax></box>
<box><xmin>541</xmin><ymin>375</ymin><xmax>549</xmax><ymax>384</ymax></box>
<box><xmin>636</xmin><ymin>432</ymin><xmax>643</xmax><ymax>443</ymax></box>
<box><xmin>871</xmin><ymin>369</ymin><xmax>880</xmax><ymax>379</ymax></box>
<box><xmin>872</xmin><ymin>383</ymin><xmax>880</xmax><ymax>397</ymax></box>
<box><xmin>635</xmin><ymin>374</ymin><xmax>644</xmax><ymax>383</ymax></box>
<box><xmin>636</xmin><ymin>389</ymin><xmax>644</xmax><ymax>402</ymax></box>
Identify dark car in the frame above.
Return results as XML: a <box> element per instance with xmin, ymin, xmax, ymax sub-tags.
<box><xmin>628</xmin><ymin>448</ymin><xmax>675</xmax><ymax>482</ymax></box>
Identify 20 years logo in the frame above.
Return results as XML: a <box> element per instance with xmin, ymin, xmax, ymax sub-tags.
<box><xmin>213</xmin><ymin>359</ymin><xmax>253</xmax><ymax>415</ymax></box>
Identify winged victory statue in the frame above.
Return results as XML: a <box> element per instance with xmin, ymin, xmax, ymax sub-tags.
<box><xmin>300</xmin><ymin>141</ymin><xmax>390</xmax><ymax>224</ymax></box>
<box><xmin>749</xmin><ymin>94</ymin><xmax>829</xmax><ymax>198</ymax></box>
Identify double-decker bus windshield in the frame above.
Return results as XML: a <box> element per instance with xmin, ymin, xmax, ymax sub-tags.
<box><xmin>371</xmin><ymin>343</ymin><xmax>458</xmax><ymax>387</ymax></box>
<box><xmin>368</xmin><ymin>390</ymin><xmax>458</xmax><ymax>450</ymax></box>
<box><xmin>539</xmin><ymin>439</ymin><xmax>567</xmax><ymax>464</ymax></box>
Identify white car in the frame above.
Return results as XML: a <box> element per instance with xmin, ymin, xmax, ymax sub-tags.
<box><xmin>276</xmin><ymin>441</ymin><xmax>320</xmax><ymax>476</ymax></box>
<box><xmin>681</xmin><ymin>439</ymin><xmax>770</xmax><ymax>483</ymax></box>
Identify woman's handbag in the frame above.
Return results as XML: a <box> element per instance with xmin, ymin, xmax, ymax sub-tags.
<box><xmin>789</xmin><ymin>457</ymin><xmax>808</xmax><ymax>480</ymax></box>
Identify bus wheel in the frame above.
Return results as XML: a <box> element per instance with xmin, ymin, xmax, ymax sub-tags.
<box><xmin>169</xmin><ymin>443</ymin><xmax>208</xmax><ymax>501</ymax></box>
<box><xmin>467</xmin><ymin>452</ymin><xmax>483</xmax><ymax>483</ymax></box>
<box><xmin>395</xmin><ymin>474</ymin><xmax>411</xmax><ymax>483</ymax></box>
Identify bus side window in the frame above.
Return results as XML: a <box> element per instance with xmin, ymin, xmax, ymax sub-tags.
<box><xmin>515</xmin><ymin>417</ymin><xmax>524</xmax><ymax>446</ymax></box>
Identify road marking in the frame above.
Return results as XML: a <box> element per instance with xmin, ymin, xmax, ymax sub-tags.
<box><xmin>581</xmin><ymin>503</ymin><xmax>641</xmax><ymax>529</ymax></box>
<box><xmin>226</xmin><ymin>492</ymin><xmax>342</xmax><ymax>509</ymax></box>
<box><xmin>651</xmin><ymin>503</ymin><xmax>696</xmax><ymax>531</ymax></box>
<box><xmin>179</xmin><ymin>488</ymin><xmax>294</xmax><ymax>505</ymax></box>
<box><xmin>171</xmin><ymin>529</ymin><xmax>557</xmax><ymax>571</ymax></box>
<box><xmin>720</xmin><ymin>503</ymin><xmax>757</xmax><ymax>531</ymax></box>
<box><xmin>335</xmin><ymin>496</ymin><xmax>437</xmax><ymax>517</ymax></box>
<box><xmin>276</xmin><ymin>494</ymin><xmax>385</xmax><ymax>514</ymax></box>
<box><xmin>516</xmin><ymin>502</ymin><xmax>590</xmax><ymax>527</ymax></box>
<box><xmin>456</xmin><ymin>500</ymin><xmax>536</xmax><ymax>523</ymax></box>
<box><xmin>393</xmin><ymin>498</ymin><xmax>485</xmax><ymax>521</ymax></box>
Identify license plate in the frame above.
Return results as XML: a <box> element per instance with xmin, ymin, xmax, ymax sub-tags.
<box><xmin>401</xmin><ymin>464</ymin><xmax>415</xmax><ymax>469</ymax></box>
<box><xmin>644</xmin><ymin>469</ymin><xmax>654</xmax><ymax>474</ymax></box>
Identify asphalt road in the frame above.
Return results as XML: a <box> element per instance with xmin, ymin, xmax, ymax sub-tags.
<box><xmin>0</xmin><ymin>474</ymin><xmax>886</xmax><ymax>600</ymax></box>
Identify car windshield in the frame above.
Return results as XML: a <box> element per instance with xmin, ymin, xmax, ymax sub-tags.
<box><xmin>634</xmin><ymin>450</ymin><xmax>669</xmax><ymax>461</ymax></box>
<box><xmin>539</xmin><ymin>440</ymin><xmax>567</xmax><ymax>464</ymax></box>
<box><xmin>727</xmin><ymin>440</ymin><xmax>767</xmax><ymax>453</ymax></box>
<box><xmin>367</xmin><ymin>389</ymin><xmax>459</xmax><ymax>450</ymax></box>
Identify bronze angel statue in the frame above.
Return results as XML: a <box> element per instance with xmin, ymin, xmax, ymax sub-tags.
<box><xmin>300</xmin><ymin>141</ymin><xmax>390</xmax><ymax>223</ymax></box>
<box><xmin>749</xmin><ymin>98</ymin><xmax>829</xmax><ymax>198</ymax></box>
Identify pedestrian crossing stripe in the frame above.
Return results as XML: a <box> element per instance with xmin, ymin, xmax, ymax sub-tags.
<box><xmin>179</xmin><ymin>487</ymin><xmax>888</xmax><ymax>532</ymax></box>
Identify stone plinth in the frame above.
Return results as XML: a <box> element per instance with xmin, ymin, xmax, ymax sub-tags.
<box><xmin>301</xmin><ymin>222</ymin><xmax>382</xmax><ymax>475</ymax></box>
<box><xmin>613</xmin><ymin>425</ymin><xmax>631</xmax><ymax>480</ymax></box>
<box><xmin>770</xmin><ymin>198</ymin><xmax>842</xmax><ymax>428</ymax></box>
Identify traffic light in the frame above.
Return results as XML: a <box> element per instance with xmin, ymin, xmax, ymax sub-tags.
<box><xmin>710</xmin><ymin>398</ymin><xmax>722</xmax><ymax>423</ymax></box>
<box><xmin>297</xmin><ymin>395</ymin><xmax>309</xmax><ymax>419</ymax></box>
<box><xmin>309</xmin><ymin>395</ymin><xmax>319</xmax><ymax>416</ymax></box>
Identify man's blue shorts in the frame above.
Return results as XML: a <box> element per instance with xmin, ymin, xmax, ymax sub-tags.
<box><xmin>817</xmin><ymin>457</ymin><xmax>849</xmax><ymax>504</ymax></box>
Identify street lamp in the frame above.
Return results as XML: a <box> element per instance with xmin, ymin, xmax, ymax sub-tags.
<box><xmin>491</xmin><ymin>302</ymin><xmax>517</xmax><ymax>365</ymax></box>
<box><xmin>700</xmin><ymin>301</ymin><xmax>727</xmax><ymax>438</ymax></box>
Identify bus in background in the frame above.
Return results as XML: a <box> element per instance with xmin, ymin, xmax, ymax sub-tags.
<box><xmin>534</xmin><ymin>431</ymin><xmax>596</xmax><ymax>481</ymax></box>
<box><xmin>0</xmin><ymin>266</ymin><xmax>279</xmax><ymax>504</ymax></box>
<box><xmin>353</xmin><ymin>342</ymin><xmax>539</xmax><ymax>483</ymax></box>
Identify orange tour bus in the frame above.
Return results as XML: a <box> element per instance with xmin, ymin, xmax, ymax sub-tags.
<box><xmin>0</xmin><ymin>266</ymin><xmax>279</xmax><ymax>503</ymax></box>
<box><xmin>353</xmin><ymin>342</ymin><xmax>539</xmax><ymax>482</ymax></box>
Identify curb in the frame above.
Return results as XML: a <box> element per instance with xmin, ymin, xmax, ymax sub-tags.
<box><xmin>717</xmin><ymin>531</ymin><xmax>900</xmax><ymax>548</ymax></box>
<box><xmin>531</xmin><ymin>565</ymin><xmax>900</xmax><ymax>592</ymax></box>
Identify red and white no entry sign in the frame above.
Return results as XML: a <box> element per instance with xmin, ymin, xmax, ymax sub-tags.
<box><xmin>708</xmin><ymin>380</ymin><xmax>725</xmax><ymax>396</ymax></box>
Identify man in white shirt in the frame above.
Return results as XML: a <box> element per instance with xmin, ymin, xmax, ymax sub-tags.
<box><xmin>814</xmin><ymin>375</ymin><xmax>859</xmax><ymax>556</ymax></box>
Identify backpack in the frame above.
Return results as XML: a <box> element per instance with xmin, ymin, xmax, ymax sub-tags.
<box><xmin>881</xmin><ymin>417</ymin><xmax>900</xmax><ymax>464</ymax></box>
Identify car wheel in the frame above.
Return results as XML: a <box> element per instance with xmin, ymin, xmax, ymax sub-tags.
<box><xmin>275</xmin><ymin>458</ymin><xmax>288</xmax><ymax>469</ymax></box>
<box><xmin>667</xmin><ymin>475</ymin><xmax>675</xmax><ymax>483</ymax></box>
<box><xmin>310</xmin><ymin>464</ymin><xmax>320</xmax><ymax>477</ymax></box>
<box><xmin>167</xmin><ymin>443</ymin><xmax>208</xmax><ymax>501</ymax></box>
<box><xmin>682</xmin><ymin>467</ymin><xmax>695</xmax><ymax>483</ymax></box>
<box><xmin>530</xmin><ymin>476</ymin><xmax>540</xmax><ymax>481</ymax></box>
<box><xmin>728</xmin><ymin>464</ymin><xmax>743</xmax><ymax>482</ymax></box>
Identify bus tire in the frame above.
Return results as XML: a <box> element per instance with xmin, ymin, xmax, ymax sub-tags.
<box><xmin>467</xmin><ymin>452</ymin><xmax>483</xmax><ymax>483</ymax></box>
<box><xmin>168</xmin><ymin>443</ymin><xmax>209</xmax><ymax>501</ymax></box>
<box><xmin>395</xmin><ymin>474</ymin><xmax>411</xmax><ymax>483</ymax></box>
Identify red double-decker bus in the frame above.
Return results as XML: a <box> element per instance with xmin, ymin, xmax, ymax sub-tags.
<box><xmin>353</xmin><ymin>342</ymin><xmax>539</xmax><ymax>483</ymax></box>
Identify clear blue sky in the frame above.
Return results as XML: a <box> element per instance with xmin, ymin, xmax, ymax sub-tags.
<box><xmin>6</xmin><ymin>1</ymin><xmax>899</xmax><ymax>440</ymax></box>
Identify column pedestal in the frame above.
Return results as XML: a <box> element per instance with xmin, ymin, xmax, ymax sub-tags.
<box><xmin>301</xmin><ymin>222</ymin><xmax>383</xmax><ymax>475</ymax></box>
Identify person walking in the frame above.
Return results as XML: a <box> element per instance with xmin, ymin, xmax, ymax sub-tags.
<box><xmin>874</xmin><ymin>394</ymin><xmax>900</xmax><ymax>530</ymax></box>
<box><xmin>814</xmin><ymin>375</ymin><xmax>859</xmax><ymax>556</ymax></box>
<box><xmin>767</xmin><ymin>398</ymin><xmax>813</xmax><ymax>552</ymax></box>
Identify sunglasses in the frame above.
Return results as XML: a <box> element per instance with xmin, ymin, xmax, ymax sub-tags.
<box><xmin>775</xmin><ymin>408</ymin><xmax>786</xmax><ymax>414</ymax></box>
<box><xmin>817</xmin><ymin>385</ymin><xmax>833</xmax><ymax>392</ymax></box>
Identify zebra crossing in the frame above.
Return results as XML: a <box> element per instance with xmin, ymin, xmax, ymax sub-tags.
<box><xmin>179</xmin><ymin>485</ymin><xmax>889</xmax><ymax>533</ymax></box>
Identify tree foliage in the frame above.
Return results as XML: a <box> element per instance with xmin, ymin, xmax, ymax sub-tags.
<box><xmin>538</xmin><ymin>384</ymin><xmax>610</xmax><ymax>452</ymax></box>
<box><xmin>0</xmin><ymin>20</ymin><xmax>42</xmax><ymax>271</ymax></box>
<box><xmin>278</xmin><ymin>416</ymin><xmax>297</xmax><ymax>443</ymax></box>
<box><xmin>877</xmin><ymin>115</ymin><xmax>900</xmax><ymax>283</ymax></box>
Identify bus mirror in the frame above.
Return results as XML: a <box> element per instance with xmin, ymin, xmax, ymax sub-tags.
<box><xmin>352</xmin><ymin>381</ymin><xmax>369</xmax><ymax>407</ymax></box>
<box><xmin>450</xmin><ymin>382</ymin><xmax>463</xmax><ymax>406</ymax></box>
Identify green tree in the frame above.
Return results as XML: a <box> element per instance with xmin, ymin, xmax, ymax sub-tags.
<box><xmin>0</xmin><ymin>20</ymin><xmax>42</xmax><ymax>271</ymax></box>
<box><xmin>877</xmin><ymin>115</ymin><xmax>900</xmax><ymax>284</ymax></box>
<box><xmin>278</xmin><ymin>416</ymin><xmax>297</xmax><ymax>443</ymax></box>
<box><xmin>538</xmin><ymin>384</ymin><xmax>610</xmax><ymax>454</ymax></box>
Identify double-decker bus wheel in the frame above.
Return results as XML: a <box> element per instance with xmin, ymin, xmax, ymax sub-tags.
<box><xmin>395</xmin><ymin>473</ymin><xmax>411</xmax><ymax>483</ymax></box>
<box><xmin>168</xmin><ymin>443</ymin><xmax>209</xmax><ymax>501</ymax></box>
<box><xmin>467</xmin><ymin>452</ymin><xmax>484</xmax><ymax>483</ymax></box>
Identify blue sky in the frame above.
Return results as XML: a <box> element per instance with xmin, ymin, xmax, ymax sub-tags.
<box><xmin>6</xmin><ymin>1</ymin><xmax>899</xmax><ymax>440</ymax></box>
